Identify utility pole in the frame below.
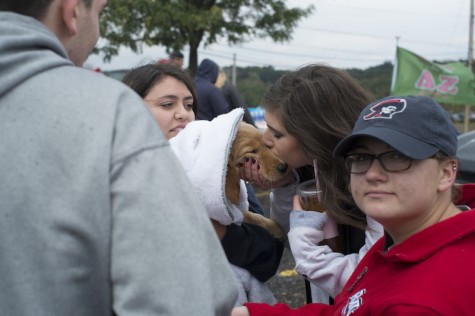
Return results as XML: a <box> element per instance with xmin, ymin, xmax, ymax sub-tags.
<box><xmin>232</xmin><ymin>53</ymin><xmax>237</xmax><ymax>86</ymax></box>
<box><xmin>464</xmin><ymin>0</ymin><xmax>474</xmax><ymax>132</ymax></box>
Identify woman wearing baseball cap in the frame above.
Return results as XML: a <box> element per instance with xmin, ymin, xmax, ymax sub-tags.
<box><xmin>233</xmin><ymin>95</ymin><xmax>475</xmax><ymax>315</ymax></box>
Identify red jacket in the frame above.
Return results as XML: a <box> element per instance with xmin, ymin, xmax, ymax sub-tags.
<box><xmin>246</xmin><ymin>209</ymin><xmax>475</xmax><ymax>315</ymax></box>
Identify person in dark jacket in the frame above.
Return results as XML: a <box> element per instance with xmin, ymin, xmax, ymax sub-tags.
<box><xmin>194</xmin><ymin>58</ymin><xmax>231</xmax><ymax>120</ymax></box>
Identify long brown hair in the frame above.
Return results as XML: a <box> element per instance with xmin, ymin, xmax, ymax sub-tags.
<box><xmin>262</xmin><ymin>64</ymin><xmax>374</xmax><ymax>228</ymax></box>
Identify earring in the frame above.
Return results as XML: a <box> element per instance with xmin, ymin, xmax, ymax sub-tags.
<box><xmin>453</xmin><ymin>164</ymin><xmax>457</xmax><ymax>171</ymax></box>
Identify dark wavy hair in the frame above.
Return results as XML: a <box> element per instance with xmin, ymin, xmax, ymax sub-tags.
<box><xmin>122</xmin><ymin>63</ymin><xmax>198</xmax><ymax>116</ymax></box>
<box><xmin>262</xmin><ymin>64</ymin><xmax>375</xmax><ymax>229</ymax></box>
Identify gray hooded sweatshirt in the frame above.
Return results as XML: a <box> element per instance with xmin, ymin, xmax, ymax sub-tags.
<box><xmin>0</xmin><ymin>12</ymin><xmax>237</xmax><ymax>316</ymax></box>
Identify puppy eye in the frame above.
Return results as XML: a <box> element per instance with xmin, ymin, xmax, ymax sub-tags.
<box><xmin>250</xmin><ymin>149</ymin><xmax>258</xmax><ymax>154</ymax></box>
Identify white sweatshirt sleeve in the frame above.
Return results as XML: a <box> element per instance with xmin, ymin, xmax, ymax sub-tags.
<box><xmin>288</xmin><ymin>212</ymin><xmax>383</xmax><ymax>297</ymax></box>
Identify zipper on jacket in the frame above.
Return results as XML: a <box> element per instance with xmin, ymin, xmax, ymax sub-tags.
<box><xmin>347</xmin><ymin>267</ymin><xmax>368</xmax><ymax>292</ymax></box>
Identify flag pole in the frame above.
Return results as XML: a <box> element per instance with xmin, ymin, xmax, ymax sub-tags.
<box><xmin>390</xmin><ymin>36</ymin><xmax>400</xmax><ymax>93</ymax></box>
<box><xmin>464</xmin><ymin>0</ymin><xmax>474</xmax><ymax>133</ymax></box>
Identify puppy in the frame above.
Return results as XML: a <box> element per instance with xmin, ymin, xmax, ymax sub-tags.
<box><xmin>226</xmin><ymin>122</ymin><xmax>288</xmax><ymax>240</ymax></box>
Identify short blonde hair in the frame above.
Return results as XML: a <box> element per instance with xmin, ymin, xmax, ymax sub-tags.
<box><xmin>215</xmin><ymin>70</ymin><xmax>227</xmax><ymax>89</ymax></box>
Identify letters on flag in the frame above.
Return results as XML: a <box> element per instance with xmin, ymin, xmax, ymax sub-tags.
<box><xmin>391</xmin><ymin>46</ymin><xmax>475</xmax><ymax>105</ymax></box>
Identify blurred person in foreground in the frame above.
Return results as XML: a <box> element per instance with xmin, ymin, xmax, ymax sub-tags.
<box><xmin>0</xmin><ymin>1</ymin><xmax>237</xmax><ymax>315</ymax></box>
<box><xmin>233</xmin><ymin>96</ymin><xmax>475</xmax><ymax>315</ymax></box>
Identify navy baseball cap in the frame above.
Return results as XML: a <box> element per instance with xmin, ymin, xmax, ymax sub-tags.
<box><xmin>333</xmin><ymin>96</ymin><xmax>458</xmax><ymax>159</ymax></box>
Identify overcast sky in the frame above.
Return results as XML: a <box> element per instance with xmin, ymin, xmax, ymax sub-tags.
<box><xmin>86</xmin><ymin>0</ymin><xmax>472</xmax><ymax>71</ymax></box>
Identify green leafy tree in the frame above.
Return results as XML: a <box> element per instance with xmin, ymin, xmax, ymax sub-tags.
<box><xmin>97</xmin><ymin>0</ymin><xmax>313</xmax><ymax>75</ymax></box>
<box><xmin>237</xmin><ymin>72</ymin><xmax>268</xmax><ymax>106</ymax></box>
<box><xmin>223</xmin><ymin>66</ymin><xmax>287</xmax><ymax>106</ymax></box>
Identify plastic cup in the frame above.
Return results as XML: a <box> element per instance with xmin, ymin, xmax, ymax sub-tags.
<box><xmin>296</xmin><ymin>179</ymin><xmax>343</xmax><ymax>252</ymax></box>
<box><xmin>296</xmin><ymin>179</ymin><xmax>325</xmax><ymax>212</ymax></box>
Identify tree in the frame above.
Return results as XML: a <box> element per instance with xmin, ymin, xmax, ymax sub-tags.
<box><xmin>347</xmin><ymin>62</ymin><xmax>393</xmax><ymax>100</ymax></box>
<box><xmin>97</xmin><ymin>0</ymin><xmax>313</xmax><ymax>75</ymax></box>
<box><xmin>223</xmin><ymin>65</ymin><xmax>286</xmax><ymax>105</ymax></box>
<box><xmin>236</xmin><ymin>71</ymin><xmax>268</xmax><ymax>106</ymax></box>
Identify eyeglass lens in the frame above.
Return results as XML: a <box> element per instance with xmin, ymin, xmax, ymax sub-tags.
<box><xmin>344</xmin><ymin>151</ymin><xmax>413</xmax><ymax>174</ymax></box>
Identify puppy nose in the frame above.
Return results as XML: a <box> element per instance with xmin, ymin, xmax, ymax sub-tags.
<box><xmin>277</xmin><ymin>163</ymin><xmax>288</xmax><ymax>174</ymax></box>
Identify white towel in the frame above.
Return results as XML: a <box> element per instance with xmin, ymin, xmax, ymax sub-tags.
<box><xmin>169</xmin><ymin>108</ymin><xmax>249</xmax><ymax>225</ymax></box>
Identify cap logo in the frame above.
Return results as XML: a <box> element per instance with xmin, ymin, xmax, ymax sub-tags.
<box><xmin>363</xmin><ymin>98</ymin><xmax>407</xmax><ymax>120</ymax></box>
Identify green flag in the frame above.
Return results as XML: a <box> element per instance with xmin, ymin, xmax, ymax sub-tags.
<box><xmin>391</xmin><ymin>46</ymin><xmax>475</xmax><ymax>105</ymax></box>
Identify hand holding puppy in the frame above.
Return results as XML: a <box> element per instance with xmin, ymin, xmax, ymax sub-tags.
<box><xmin>239</xmin><ymin>158</ymin><xmax>294</xmax><ymax>190</ymax></box>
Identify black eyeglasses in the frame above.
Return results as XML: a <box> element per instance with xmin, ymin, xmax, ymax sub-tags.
<box><xmin>344</xmin><ymin>150</ymin><xmax>413</xmax><ymax>174</ymax></box>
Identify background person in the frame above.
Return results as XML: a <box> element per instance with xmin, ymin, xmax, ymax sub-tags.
<box><xmin>156</xmin><ymin>50</ymin><xmax>184</xmax><ymax>69</ymax></box>
<box><xmin>194</xmin><ymin>58</ymin><xmax>231</xmax><ymax>120</ymax></box>
<box><xmin>234</xmin><ymin>95</ymin><xmax>475</xmax><ymax>315</ymax></box>
<box><xmin>169</xmin><ymin>50</ymin><xmax>184</xmax><ymax>69</ymax></box>
<box><xmin>0</xmin><ymin>1</ymin><xmax>238</xmax><ymax>315</ymax></box>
